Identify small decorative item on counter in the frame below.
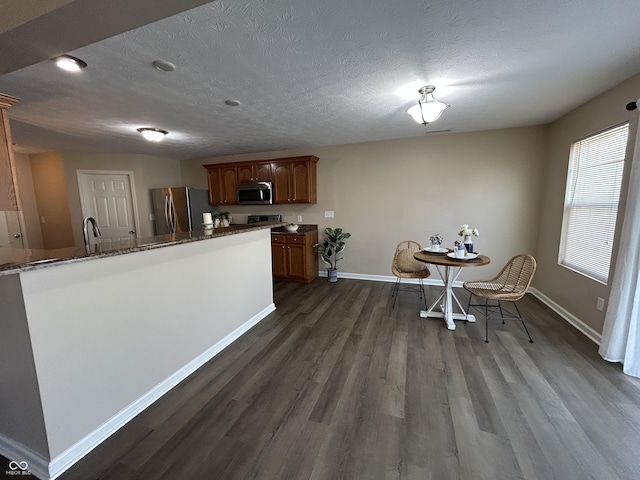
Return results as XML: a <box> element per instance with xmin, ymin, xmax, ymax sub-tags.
<box><xmin>429</xmin><ymin>233</ymin><xmax>443</xmax><ymax>250</ymax></box>
<box><xmin>458</xmin><ymin>224</ymin><xmax>479</xmax><ymax>253</ymax></box>
<box><xmin>285</xmin><ymin>223</ymin><xmax>299</xmax><ymax>232</ymax></box>
<box><xmin>202</xmin><ymin>212</ymin><xmax>213</xmax><ymax>227</ymax></box>
<box><xmin>219</xmin><ymin>211</ymin><xmax>231</xmax><ymax>227</ymax></box>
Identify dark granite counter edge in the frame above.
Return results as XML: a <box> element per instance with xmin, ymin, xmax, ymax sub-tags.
<box><xmin>270</xmin><ymin>224</ymin><xmax>318</xmax><ymax>234</ymax></box>
<box><xmin>0</xmin><ymin>222</ymin><xmax>284</xmax><ymax>276</ymax></box>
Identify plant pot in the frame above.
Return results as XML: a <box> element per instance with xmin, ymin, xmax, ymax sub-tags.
<box><xmin>327</xmin><ymin>268</ymin><xmax>338</xmax><ymax>283</ymax></box>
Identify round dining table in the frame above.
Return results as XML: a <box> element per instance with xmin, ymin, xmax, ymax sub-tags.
<box><xmin>413</xmin><ymin>250</ymin><xmax>490</xmax><ymax>330</ymax></box>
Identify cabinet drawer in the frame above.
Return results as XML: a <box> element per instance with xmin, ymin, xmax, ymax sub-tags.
<box><xmin>272</xmin><ymin>234</ymin><xmax>286</xmax><ymax>244</ymax></box>
<box><xmin>286</xmin><ymin>235</ymin><xmax>306</xmax><ymax>245</ymax></box>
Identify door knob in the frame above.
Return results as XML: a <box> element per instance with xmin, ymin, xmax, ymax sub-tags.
<box><xmin>129</xmin><ymin>230</ymin><xmax>136</xmax><ymax>234</ymax></box>
<box><xmin>13</xmin><ymin>233</ymin><xmax>22</xmax><ymax>238</ymax></box>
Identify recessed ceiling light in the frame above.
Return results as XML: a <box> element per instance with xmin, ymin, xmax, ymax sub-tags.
<box><xmin>225</xmin><ymin>99</ymin><xmax>241</xmax><ymax>107</ymax></box>
<box><xmin>137</xmin><ymin>128</ymin><xmax>168</xmax><ymax>142</ymax></box>
<box><xmin>152</xmin><ymin>60</ymin><xmax>176</xmax><ymax>72</ymax></box>
<box><xmin>52</xmin><ymin>54</ymin><xmax>87</xmax><ymax>72</ymax></box>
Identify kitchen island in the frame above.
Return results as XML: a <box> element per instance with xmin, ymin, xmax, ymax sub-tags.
<box><xmin>0</xmin><ymin>223</ymin><xmax>282</xmax><ymax>480</ymax></box>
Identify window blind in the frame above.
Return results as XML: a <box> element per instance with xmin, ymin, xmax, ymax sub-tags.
<box><xmin>559</xmin><ymin>123</ymin><xmax>629</xmax><ymax>283</ymax></box>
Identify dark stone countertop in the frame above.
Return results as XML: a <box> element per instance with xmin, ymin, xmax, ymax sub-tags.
<box><xmin>270</xmin><ymin>224</ymin><xmax>318</xmax><ymax>234</ymax></box>
<box><xmin>0</xmin><ymin>222</ymin><xmax>285</xmax><ymax>276</ymax></box>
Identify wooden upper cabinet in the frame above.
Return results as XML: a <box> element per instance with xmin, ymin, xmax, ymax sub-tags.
<box><xmin>204</xmin><ymin>155</ymin><xmax>317</xmax><ymax>205</ymax></box>
<box><xmin>238</xmin><ymin>163</ymin><xmax>272</xmax><ymax>183</ymax></box>
<box><xmin>206</xmin><ymin>166</ymin><xmax>238</xmax><ymax>205</ymax></box>
<box><xmin>271</xmin><ymin>156</ymin><xmax>318</xmax><ymax>204</ymax></box>
<box><xmin>272</xmin><ymin>162</ymin><xmax>292</xmax><ymax>204</ymax></box>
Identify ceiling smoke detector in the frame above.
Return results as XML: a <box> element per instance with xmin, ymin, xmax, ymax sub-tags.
<box><xmin>152</xmin><ymin>60</ymin><xmax>176</xmax><ymax>72</ymax></box>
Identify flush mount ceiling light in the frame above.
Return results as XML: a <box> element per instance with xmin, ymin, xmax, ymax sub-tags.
<box><xmin>52</xmin><ymin>54</ymin><xmax>87</xmax><ymax>72</ymax></box>
<box><xmin>407</xmin><ymin>85</ymin><xmax>450</xmax><ymax>125</ymax></box>
<box><xmin>137</xmin><ymin>128</ymin><xmax>168</xmax><ymax>142</ymax></box>
<box><xmin>152</xmin><ymin>60</ymin><xmax>176</xmax><ymax>72</ymax></box>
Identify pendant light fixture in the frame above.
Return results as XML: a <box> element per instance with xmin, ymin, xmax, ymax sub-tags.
<box><xmin>137</xmin><ymin>128</ymin><xmax>168</xmax><ymax>142</ymax></box>
<box><xmin>407</xmin><ymin>85</ymin><xmax>450</xmax><ymax>125</ymax></box>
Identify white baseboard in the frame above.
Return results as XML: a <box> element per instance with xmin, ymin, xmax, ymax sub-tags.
<box><xmin>0</xmin><ymin>433</ymin><xmax>49</xmax><ymax>480</ymax></box>
<box><xmin>316</xmin><ymin>272</ymin><xmax>599</xmax><ymax>345</ymax></box>
<box><xmin>318</xmin><ymin>270</ymin><xmax>460</xmax><ymax>287</ymax></box>
<box><xmin>527</xmin><ymin>287</ymin><xmax>601</xmax><ymax>345</ymax></box>
<box><xmin>0</xmin><ymin>303</ymin><xmax>276</xmax><ymax>480</ymax></box>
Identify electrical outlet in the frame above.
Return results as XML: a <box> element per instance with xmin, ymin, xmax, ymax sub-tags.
<box><xmin>597</xmin><ymin>297</ymin><xmax>605</xmax><ymax>311</ymax></box>
<box><xmin>149</xmin><ymin>213</ymin><xmax>155</xmax><ymax>221</ymax></box>
<box><xmin>297</xmin><ymin>215</ymin><xmax>303</xmax><ymax>223</ymax></box>
<box><xmin>325</xmin><ymin>210</ymin><xmax>334</xmax><ymax>218</ymax></box>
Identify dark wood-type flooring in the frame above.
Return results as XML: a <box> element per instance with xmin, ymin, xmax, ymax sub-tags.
<box><xmin>6</xmin><ymin>278</ymin><xmax>640</xmax><ymax>479</ymax></box>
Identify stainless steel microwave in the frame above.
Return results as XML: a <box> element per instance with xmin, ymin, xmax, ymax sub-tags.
<box><xmin>237</xmin><ymin>181</ymin><xmax>273</xmax><ymax>205</ymax></box>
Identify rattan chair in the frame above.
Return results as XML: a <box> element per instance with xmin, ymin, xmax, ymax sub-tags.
<box><xmin>463</xmin><ymin>254</ymin><xmax>536</xmax><ymax>343</ymax></box>
<box><xmin>391</xmin><ymin>240</ymin><xmax>431</xmax><ymax>309</ymax></box>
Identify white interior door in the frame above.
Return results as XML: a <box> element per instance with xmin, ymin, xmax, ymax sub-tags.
<box><xmin>78</xmin><ymin>171</ymin><xmax>139</xmax><ymax>247</ymax></box>
<box><xmin>0</xmin><ymin>210</ymin><xmax>26</xmax><ymax>248</ymax></box>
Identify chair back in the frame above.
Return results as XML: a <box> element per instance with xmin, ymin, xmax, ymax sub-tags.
<box><xmin>392</xmin><ymin>240</ymin><xmax>428</xmax><ymax>276</ymax></box>
<box><xmin>496</xmin><ymin>254</ymin><xmax>537</xmax><ymax>297</ymax></box>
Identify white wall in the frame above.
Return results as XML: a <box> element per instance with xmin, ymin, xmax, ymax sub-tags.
<box><xmin>0</xmin><ymin>229</ymin><xmax>274</xmax><ymax>479</ymax></box>
<box><xmin>0</xmin><ymin>274</ymin><xmax>49</xmax><ymax>460</ymax></box>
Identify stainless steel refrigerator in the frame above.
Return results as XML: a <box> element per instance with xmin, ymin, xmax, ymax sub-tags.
<box><xmin>150</xmin><ymin>187</ymin><xmax>211</xmax><ymax>235</ymax></box>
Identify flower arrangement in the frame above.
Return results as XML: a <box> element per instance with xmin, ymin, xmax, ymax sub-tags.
<box><xmin>429</xmin><ymin>233</ymin><xmax>443</xmax><ymax>245</ymax></box>
<box><xmin>458</xmin><ymin>224</ymin><xmax>479</xmax><ymax>237</ymax></box>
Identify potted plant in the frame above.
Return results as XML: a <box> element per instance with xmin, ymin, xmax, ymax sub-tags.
<box><xmin>313</xmin><ymin>227</ymin><xmax>351</xmax><ymax>283</ymax></box>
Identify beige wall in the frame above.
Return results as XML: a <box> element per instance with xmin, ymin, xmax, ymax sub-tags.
<box><xmin>182</xmin><ymin>126</ymin><xmax>549</xmax><ymax>281</ymax></box>
<box><xmin>535</xmin><ymin>72</ymin><xmax>640</xmax><ymax>334</ymax></box>
<box><xmin>60</xmin><ymin>152</ymin><xmax>182</xmax><ymax>245</ymax></box>
<box><xmin>13</xmin><ymin>152</ymin><xmax>43</xmax><ymax>248</ymax></box>
<box><xmin>30</xmin><ymin>151</ymin><xmax>75</xmax><ymax>249</ymax></box>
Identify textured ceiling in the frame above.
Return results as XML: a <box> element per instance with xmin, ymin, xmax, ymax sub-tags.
<box><xmin>1</xmin><ymin>0</ymin><xmax>640</xmax><ymax>161</ymax></box>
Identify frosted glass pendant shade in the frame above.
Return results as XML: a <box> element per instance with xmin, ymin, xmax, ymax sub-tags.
<box><xmin>407</xmin><ymin>85</ymin><xmax>449</xmax><ymax>125</ymax></box>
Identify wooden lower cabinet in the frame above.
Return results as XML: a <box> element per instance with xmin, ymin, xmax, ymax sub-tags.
<box><xmin>271</xmin><ymin>230</ymin><xmax>319</xmax><ymax>283</ymax></box>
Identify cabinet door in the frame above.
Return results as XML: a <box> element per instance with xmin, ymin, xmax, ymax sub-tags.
<box><xmin>207</xmin><ymin>168</ymin><xmax>223</xmax><ymax>205</ymax></box>
<box><xmin>220</xmin><ymin>166</ymin><xmax>238</xmax><ymax>204</ymax></box>
<box><xmin>271</xmin><ymin>242</ymin><xmax>288</xmax><ymax>277</ymax></box>
<box><xmin>237</xmin><ymin>165</ymin><xmax>253</xmax><ymax>183</ymax></box>
<box><xmin>291</xmin><ymin>161</ymin><xmax>311</xmax><ymax>203</ymax></box>
<box><xmin>254</xmin><ymin>163</ymin><xmax>272</xmax><ymax>182</ymax></box>
<box><xmin>272</xmin><ymin>162</ymin><xmax>292</xmax><ymax>203</ymax></box>
<box><xmin>287</xmin><ymin>243</ymin><xmax>307</xmax><ymax>279</ymax></box>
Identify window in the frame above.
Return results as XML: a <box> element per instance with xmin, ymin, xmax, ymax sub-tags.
<box><xmin>559</xmin><ymin>123</ymin><xmax>629</xmax><ymax>284</ymax></box>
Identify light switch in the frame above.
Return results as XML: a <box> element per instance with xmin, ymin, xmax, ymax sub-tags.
<box><xmin>325</xmin><ymin>210</ymin><xmax>334</xmax><ymax>218</ymax></box>
<box><xmin>297</xmin><ymin>215</ymin><xmax>303</xmax><ymax>223</ymax></box>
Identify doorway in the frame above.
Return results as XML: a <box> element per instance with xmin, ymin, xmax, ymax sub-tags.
<box><xmin>77</xmin><ymin>170</ymin><xmax>140</xmax><ymax>247</ymax></box>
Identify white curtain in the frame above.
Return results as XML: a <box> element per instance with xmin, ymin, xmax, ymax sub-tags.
<box><xmin>599</xmin><ymin>109</ymin><xmax>640</xmax><ymax>377</ymax></box>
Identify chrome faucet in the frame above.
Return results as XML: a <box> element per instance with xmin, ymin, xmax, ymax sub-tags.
<box><xmin>82</xmin><ymin>216</ymin><xmax>101</xmax><ymax>249</ymax></box>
